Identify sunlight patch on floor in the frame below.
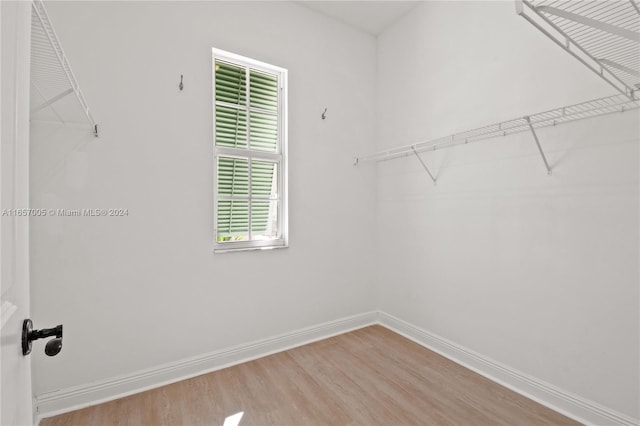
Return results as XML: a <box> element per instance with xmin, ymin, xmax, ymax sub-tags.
<box><xmin>223</xmin><ymin>411</ymin><xmax>244</xmax><ymax>426</ymax></box>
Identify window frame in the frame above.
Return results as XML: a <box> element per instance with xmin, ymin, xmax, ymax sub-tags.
<box><xmin>212</xmin><ymin>48</ymin><xmax>288</xmax><ymax>253</ymax></box>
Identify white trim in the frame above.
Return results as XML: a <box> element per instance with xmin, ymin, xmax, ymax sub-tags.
<box><xmin>212</xmin><ymin>48</ymin><xmax>287</xmax><ymax>75</ymax></box>
<box><xmin>35</xmin><ymin>311</ymin><xmax>639</xmax><ymax>426</ymax></box>
<box><xmin>35</xmin><ymin>312</ymin><xmax>379</xmax><ymax>422</ymax></box>
<box><xmin>377</xmin><ymin>312</ymin><xmax>639</xmax><ymax>426</ymax></box>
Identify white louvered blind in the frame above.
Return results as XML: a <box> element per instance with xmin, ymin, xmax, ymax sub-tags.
<box><xmin>213</xmin><ymin>49</ymin><xmax>287</xmax><ymax>252</ymax></box>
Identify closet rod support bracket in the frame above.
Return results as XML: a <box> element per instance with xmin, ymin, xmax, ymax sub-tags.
<box><xmin>525</xmin><ymin>116</ymin><xmax>552</xmax><ymax>175</ymax></box>
<box><xmin>411</xmin><ymin>147</ymin><xmax>437</xmax><ymax>185</ymax></box>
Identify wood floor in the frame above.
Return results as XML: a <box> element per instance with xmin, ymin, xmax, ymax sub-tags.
<box><xmin>41</xmin><ymin>326</ymin><xmax>579</xmax><ymax>426</ymax></box>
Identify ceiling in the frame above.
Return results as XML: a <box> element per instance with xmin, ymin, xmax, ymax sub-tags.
<box><xmin>298</xmin><ymin>1</ymin><xmax>420</xmax><ymax>35</ymax></box>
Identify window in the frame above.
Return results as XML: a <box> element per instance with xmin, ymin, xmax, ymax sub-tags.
<box><xmin>213</xmin><ymin>49</ymin><xmax>288</xmax><ymax>252</ymax></box>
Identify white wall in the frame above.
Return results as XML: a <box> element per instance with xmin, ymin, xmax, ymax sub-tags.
<box><xmin>30</xmin><ymin>1</ymin><xmax>377</xmax><ymax>395</ymax></box>
<box><xmin>376</xmin><ymin>1</ymin><xmax>639</xmax><ymax>419</ymax></box>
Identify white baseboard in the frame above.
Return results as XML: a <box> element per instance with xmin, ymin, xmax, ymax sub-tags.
<box><xmin>35</xmin><ymin>311</ymin><xmax>379</xmax><ymax>422</ymax></box>
<box><xmin>35</xmin><ymin>310</ymin><xmax>639</xmax><ymax>426</ymax></box>
<box><xmin>377</xmin><ymin>311</ymin><xmax>639</xmax><ymax>426</ymax></box>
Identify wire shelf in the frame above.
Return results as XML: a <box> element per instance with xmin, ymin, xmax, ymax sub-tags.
<box><xmin>516</xmin><ymin>0</ymin><xmax>640</xmax><ymax>99</ymax></box>
<box><xmin>355</xmin><ymin>94</ymin><xmax>639</xmax><ymax>164</ymax></box>
<box><xmin>30</xmin><ymin>0</ymin><xmax>98</xmax><ymax>136</ymax></box>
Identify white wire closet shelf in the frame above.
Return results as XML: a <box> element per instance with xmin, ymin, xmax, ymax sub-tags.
<box><xmin>30</xmin><ymin>0</ymin><xmax>98</xmax><ymax>136</ymax></box>
<box><xmin>354</xmin><ymin>94</ymin><xmax>639</xmax><ymax>177</ymax></box>
<box><xmin>516</xmin><ymin>0</ymin><xmax>640</xmax><ymax>100</ymax></box>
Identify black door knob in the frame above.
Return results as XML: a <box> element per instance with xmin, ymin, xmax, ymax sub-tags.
<box><xmin>22</xmin><ymin>319</ymin><xmax>63</xmax><ymax>356</ymax></box>
<box><xmin>45</xmin><ymin>338</ymin><xmax>63</xmax><ymax>356</ymax></box>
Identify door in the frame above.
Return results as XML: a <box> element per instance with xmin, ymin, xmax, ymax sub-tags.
<box><xmin>1</xmin><ymin>1</ymin><xmax>33</xmax><ymax>425</ymax></box>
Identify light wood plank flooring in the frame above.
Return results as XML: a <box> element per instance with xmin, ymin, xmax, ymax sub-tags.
<box><xmin>41</xmin><ymin>325</ymin><xmax>580</xmax><ymax>425</ymax></box>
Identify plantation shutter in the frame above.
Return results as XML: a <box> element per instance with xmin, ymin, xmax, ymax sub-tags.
<box><xmin>215</xmin><ymin>59</ymin><xmax>280</xmax><ymax>241</ymax></box>
<box><xmin>249</xmin><ymin>70</ymin><xmax>279</xmax><ymax>152</ymax></box>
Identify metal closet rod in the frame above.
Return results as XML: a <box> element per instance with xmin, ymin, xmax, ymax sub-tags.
<box><xmin>516</xmin><ymin>0</ymin><xmax>639</xmax><ymax>100</ymax></box>
<box><xmin>31</xmin><ymin>0</ymin><xmax>98</xmax><ymax>137</ymax></box>
<box><xmin>354</xmin><ymin>93</ymin><xmax>639</xmax><ymax>166</ymax></box>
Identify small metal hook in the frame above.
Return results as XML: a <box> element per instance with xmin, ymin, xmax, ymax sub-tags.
<box><xmin>179</xmin><ymin>75</ymin><xmax>184</xmax><ymax>91</ymax></box>
<box><xmin>321</xmin><ymin>108</ymin><xmax>327</xmax><ymax>120</ymax></box>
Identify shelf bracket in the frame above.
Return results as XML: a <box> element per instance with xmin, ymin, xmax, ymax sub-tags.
<box><xmin>598</xmin><ymin>59</ymin><xmax>640</xmax><ymax>78</ymax></box>
<box><xmin>30</xmin><ymin>88</ymin><xmax>74</xmax><ymax>113</ymax></box>
<box><xmin>536</xmin><ymin>6</ymin><xmax>640</xmax><ymax>42</ymax></box>
<box><xmin>411</xmin><ymin>147</ymin><xmax>437</xmax><ymax>185</ymax></box>
<box><xmin>525</xmin><ymin>116</ymin><xmax>552</xmax><ymax>175</ymax></box>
